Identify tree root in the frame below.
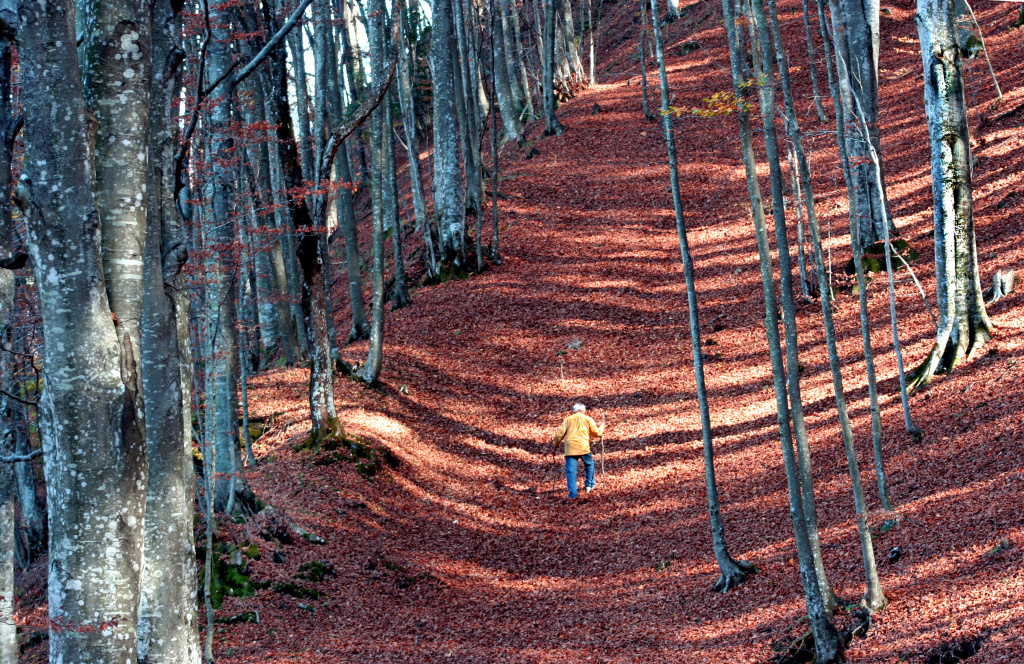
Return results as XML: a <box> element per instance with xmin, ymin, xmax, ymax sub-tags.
<box><xmin>712</xmin><ymin>558</ymin><xmax>757</xmax><ymax>593</ymax></box>
<box><xmin>908</xmin><ymin>324</ymin><xmax>992</xmax><ymax>394</ymax></box>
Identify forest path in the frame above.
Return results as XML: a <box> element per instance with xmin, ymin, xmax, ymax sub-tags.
<box><xmin>238</xmin><ymin>4</ymin><xmax>1024</xmax><ymax>663</ymax></box>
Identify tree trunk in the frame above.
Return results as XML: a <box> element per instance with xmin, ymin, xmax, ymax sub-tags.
<box><xmin>396</xmin><ymin>19</ymin><xmax>431</xmax><ymax>238</ymax></box>
<box><xmin>289</xmin><ymin>29</ymin><xmax>316</xmax><ymax>184</ymax></box>
<box><xmin>384</xmin><ymin>90</ymin><xmax>412</xmax><ymax>308</ymax></box>
<box><xmin>650</xmin><ymin>0</ymin><xmax>755</xmax><ymax>592</ymax></box>
<box><xmin>18</xmin><ymin>3</ymin><xmax>148</xmax><ymax>661</ymax></box>
<box><xmin>493</xmin><ymin>0</ymin><xmax>526</xmax><ymax>143</ymax></box>
<box><xmin>542</xmin><ymin>0</ymin><xmax>564</xmax><ymax>135</ymax></box>
<box><xmin>799</xmin><ymin>0</ymin><xmax>827</xmax><ymax>123</ymax></box>
<box><xmin>300</xmin><ymin>0</ymin><xmax>344</xmax><ymax>443</ymax></box>
<box><xmin>206</xmin><ymin>0</ymin><xmax>242</xmax><ymax>512</ymax></box>
<box><xmin>909</xmin><ymin>0</ymin><xmax>992</xmax><ymax>390</ymax></box>
<box><xmin>767</xmin><ymin>0</ymin><xmax>886</xmax><ymax>611</ymax></box>
<box><xmin>639</xmin><ymin>0</ymin><xmax>654</xmax><ymax>121</ymax></box>
<box><xmin>358</xmin><ymin>0</ymin><xmax>393</xmax><ymax>384</ymax></box>
<box><xmin>500</xmin><ymin>0</ymin><xmax>525</xmax><ymax>110</ymax></box>
<box><xmin>666</xmin><ymin>0</ymin><xmax>680</xmax><ymax>20</ymax></box>
<box><xmin>452</xmin><ymin>0</ymin><xmax>482</xmax><ymax>217</ymax></box>
<box><xmin>814</xmin><ymin>0</ymin><xmax>891</xmax><ymax>509</ymax></box>
<box><xmin>0</xmin><ymin>39</ymin><xmax>17</xmax><ymax>662</ymax></box>
<box><xmin>258</xmin><ymin>70</ymin><xmax>307</xmax><ymax>358</ymax></box>
<box><xmin>747</xmin><ymin>0</ymin><xmax>838</xmax><ymax>617</ymax></box>
<box><xmin>510</xmin><ymin>0</ymin><xmax>536</xmax><ymax>120</ymax></box>
<box><xmin>137</xmin><ymin>1</ymin><xmax>201</xmax><ymax>658</ymax></box>
<box><xmin>828</xmin><ymin>0</ymin><xmax>894</xmax><ymax>247</ymax></box>
<box><xmin>719</xmin><ymin>0</ymin><xmax>844</xmax><ymax>660</ymax></box>
<box><xmin>431</xmin><ymin>0</ymin><xmax>468</xmax><ymax>262</ymax></box>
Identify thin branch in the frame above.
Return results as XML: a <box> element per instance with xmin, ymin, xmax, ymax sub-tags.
<box><xmin>0</xmin><ymin>388</ymin><xmax>36</xmax><ymax>407</ymax></box>
<box><xmin>0</xmin><ymin>447</ymin><xmax>42</xmax><ymax>463</ymax></box>
<box><xmin>962</xmin><ymin>0</ymin><xmax>1001</xmax><ymax>102</ymax></box>
<box><xmin>174</xmin><ymin>0</ymin><xmax>314</xmax><ymax>206</ymax></box>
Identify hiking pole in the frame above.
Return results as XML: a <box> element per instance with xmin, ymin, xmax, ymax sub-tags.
<box><xmin>600</xmin><ymin>414</ymin><xmax>606</xmax><ymax>477</ymax></box>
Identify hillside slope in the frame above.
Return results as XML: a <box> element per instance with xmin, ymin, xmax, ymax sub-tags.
<box><xmin>223</xmin><ymin>1</ymin><xmax>1024</xmax><ymax>662</ymax></box>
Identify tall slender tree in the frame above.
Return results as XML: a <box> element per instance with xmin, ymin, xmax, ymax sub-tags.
<box><xmin>720</xmin><ymin>0</ymin><xmax>843</xmax><ymax>659</ymax></box>
<box><xmin>649</xmin><ymin>0</ymin><xmax>755</xmax><ymax>592</ymax></box>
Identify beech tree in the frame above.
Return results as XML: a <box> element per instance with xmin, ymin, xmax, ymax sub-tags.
<box><xmin>828</xmin><ymin>0</ymin><xmax>896</xmax><ymax>247</ymax></box>
<box><xmin>649</xmin><ymin>0</ymin><xmax>755</xmax><ymax>592</ymax></box>
<box><xmin>16</xmin><ymin>0</ymin><xmax>149</xmax><ymax>660</ymax></box>
<box><xmin>909</xmin><ymin>0</ymin><xmax>992</xmax><ymax>389</ymax></box>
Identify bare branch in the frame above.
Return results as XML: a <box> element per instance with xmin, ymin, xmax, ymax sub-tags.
<box><xmin>174</xmin><ymin>0</ymin><xmax>313</xmax><ymax>212</ymax></box>
<box><xmin>0</xmin><ymin>447</ymin><xmax>42</xmax><ymax>463</ymax></box>
<box><xmin>0</xmin><ymin>388</ymin><xmax>36</xmax><ymax>407</ymax></box>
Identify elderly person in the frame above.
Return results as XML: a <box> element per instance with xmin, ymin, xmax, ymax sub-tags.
<box><xmin>551</xmin><ymin>403</ymin><xmax>604</xmax><ymax>499</ymax></box>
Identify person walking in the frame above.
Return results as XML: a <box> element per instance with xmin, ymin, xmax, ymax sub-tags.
<box><xmin>551</xmin><ymin>403</ymin><xmax>604</xmax><ymax>499</ymax></box>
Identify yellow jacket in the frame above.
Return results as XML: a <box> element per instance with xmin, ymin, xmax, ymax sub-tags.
<box><xmin>553</xmin><ymin>412</ymin><xmax>603</xmax><ymax>456</ymax></box>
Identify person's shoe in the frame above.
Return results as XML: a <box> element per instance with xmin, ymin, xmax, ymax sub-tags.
<box><xmin>568</xmin><ymin>493</ymin><xmax>578</xmax><ymax>499</ymax></box>
<box><xmin>585</xmin><ymin>485</ymin><xmax>595</xmax><ymax>493</ymax></box>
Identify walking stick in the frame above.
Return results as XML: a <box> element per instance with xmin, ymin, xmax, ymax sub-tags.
<box><xmin>600</xmin><ymin>414</ymin><xmax>606</xmax><ymax>477</ymax></box>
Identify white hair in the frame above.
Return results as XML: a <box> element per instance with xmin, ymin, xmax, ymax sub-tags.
<box><xmin>572</xmin><ymin>403</ymin><xmax>586</xmax><ymax>413</ymax></box>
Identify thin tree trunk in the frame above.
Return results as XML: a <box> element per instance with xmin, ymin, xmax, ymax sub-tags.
<box><xmin>587</xmin><ymin>0</ymin><xmax>596</xmax><ymax>85</ymax></box>
<box><xmin>511</xmin><ymin>0</ymin><xmax>536</xmax><ymax>120</ymax></box>
<box><xmin>493</xmin><ymin>0</ymin><xmax>526</xmax><ymax>143</ymax></box>
<box><xmin>396</xmin><ymin>18</ymin><xmax>438</xmax><ymax>278</ymax></box>
<box><xmin>543</xmin><ymin>0</ymin><xmax>564</xmax><ymax>134</ymax></box>
<box><xmin>384</xmin><ymin>90</ymin><xmax>412</xmax><ymax>308</ymax></box>
<box><xmin>0</xmin><ymin>38</ymin><xmax>17</xmax><ymax>664</ymax></box>
<box><xmin>454</xmin><ymin>0</ymin><xmax>484</xmax><ymax>214</ymax></box>
<box><xmin>650</xmin><ymin>0</ymin><xmax>755</xmax><ymax>592</ymax></box>
<box><xmin>747</xmin><ymin>0</ymin><xmax>838</xmax><ymax>616</ymax></box>
<box><xmin>814</xmin><ymin>0</ymin><xmax>891</xmax><ymax>509</ymax></box>
<box><xmin>799</xmin><ymin>0</ymin><xmax>827</xmax><ymax>123</ymax></box>
<box><xmin>639</xmin><ymin>0</ymin><xmax>654</xmax><ymax>121</ymax></box>
<box><xmin>719</xmin><ymin>3</ymin><xmax>843</xmax><ymax>660</ymax></box>
<box><xmin>259</xmin><ymin>69</ymin><xmax>308</xmax><ymax>358</ymax></box>
<box><xmin>767</xmin><ymin>0</ymin><xmax>886</xmax><ymax>610</ymax></box>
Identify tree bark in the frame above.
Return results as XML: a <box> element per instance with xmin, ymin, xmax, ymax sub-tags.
<box><xmin>542</xmin><ymin>0</ymin><xmax>564</xmax><ymax>135</ymax></box>
<box><xmin>828</xmin><ymin>0</ymin><xmax>894</xmax><ymax>247</ymax></box>
<box><xmin>767</xmin><ymin>0</ymin><xmax>885</xmax><ymax>611</ymax></box>
<box><xmin>137</xmin><ymin>0</ymin><xmax>201</xmax><ymax>658</ymax></box>
<box><xmin>909</xmin><ymin>0</ymin><xmax>992</xmax><ymax>390</ymax></box>
<box><xmin>329</xmin><ymin>10</ymin><xmax>371</xmax><ymax>340</ymax></box>
<box><xmin>814</xmin><ymin>0</ymin><xmax>891</xmax><ymax>509</ymax></box>
<box><xmin>431</xmin><ymin>0</ymin><xmax>468</xmax><ymax>262</ymax></box>
<box><xmin>18</xmin><ymin>2</ymin><xmax>148</xmax><ymax>661</ymax></box>
<box><xmin>206</xmin><ymin>0</ymin><xmax>242</xmax><ymax>512</ymax></box>
<box><xmin>493</xmin><ymin>0</ymin><xmax>525</xmax><ymax>143</ymax></box>
<box><xmin>747</xmin><ymin>0</ymin><xmax>838</xmax><ymax>616</ymax></box>
<box><xmin>0</xmin><ymin>40</ymin><xmax>17</xmax><ymax>661</ymax></box>
<box><xmin>360</xmin><ymin>0</ymin><xmax>391</xmax><ymax>384</ymax></box>
<box><xmin>384</xmin><ymin>89</ymin><xmax>412</xmax><ymax>308</ymax></box>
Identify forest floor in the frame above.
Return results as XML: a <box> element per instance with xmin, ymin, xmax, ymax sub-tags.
<box><xmin>220</xmin><ymin>1</ymin><xmax>1024</xmax><ymax>662</ymax></box>
<box><xmin>20</xmin><ymin>0</ymin><xmax>1024</xmax><ymax>662</ymax></box>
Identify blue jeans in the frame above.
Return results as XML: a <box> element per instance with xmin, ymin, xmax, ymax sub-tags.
<box><xmin>565</xmin><ymin>453</ymin><xmax>595</xmax><ymax>498</ymax></box>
